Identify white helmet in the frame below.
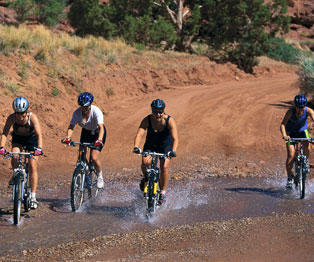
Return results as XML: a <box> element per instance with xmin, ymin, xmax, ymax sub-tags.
<box><xmin>12</xmin><ymin>96</ymin><xmax>29</xmax><ymax>113</ymax></box>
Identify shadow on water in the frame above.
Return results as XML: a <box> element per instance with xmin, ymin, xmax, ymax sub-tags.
<box><xmin>225</xmin><ymin>187</ymin><xmax>286</xmax><ymax>199</ymax></box>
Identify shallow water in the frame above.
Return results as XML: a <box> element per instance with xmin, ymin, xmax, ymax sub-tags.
<box><xmin>0</xmin><ymin>177</ymin><xmax>314</xmax><ymax>256</ymax></box>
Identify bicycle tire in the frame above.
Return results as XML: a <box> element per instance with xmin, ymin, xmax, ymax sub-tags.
<box><xmin>13</xmin><ymin>175</ymin><xmax>22</xmax><ymax>225</ymax></box>
<box><xmin>297</xmin><ymin>162</ymin><xmax>304</xmax><ymax>199</ymax></box>
<box><xmin>147</xmin><ymin>172</ymin><xmax>157</xmax><ymax>214</ymax></box>
<box><xmin>70</xmin><ymin>166</ymin><xmax>86</xmax><ymax>212</ymax></box>
<box><xmin>300</xmin><ymin>161</ymin><xmax>307</xmax><ymax>199</ymax></box>
<box><xmin>87</xmin><ymin>170</ymin><xmax>99</xmax><ymax>199</ymax></box>
<box><xmin>24</xmin><ymin>190</ymin><xmax>31</xmax><ymax>212</ymax></box>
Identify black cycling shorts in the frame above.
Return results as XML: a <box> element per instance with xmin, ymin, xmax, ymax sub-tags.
<box><xmin>80</xmin><ymin>125</ymin><xmax>107</xmax><ymax>152</ymax></box>
<box><xmin>12</xmin><ymin>134</ymin><xmax>38</xmax><ymax>151</ymax></box>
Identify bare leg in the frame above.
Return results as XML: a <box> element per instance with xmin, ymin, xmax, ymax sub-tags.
<box><xmin>286</xmin><ymin>144</ymin><xmax>295</xmax><ymax>178</ymax></box>
<box><xmin>29</xmin><ymin>157</ymin><xmax>38</xmax><ymax>193</ymax></box>
<box><xmin>159</xmin><ymin>158</ymin><xmax>171</xmax><ymax>191</ymax></box>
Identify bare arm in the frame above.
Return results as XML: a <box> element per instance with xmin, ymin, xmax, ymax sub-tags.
<box><xmin>66</xmin><ymin>124</ymin><xmax>75</xmax><ymax>138</ymax></box>
<box><xmin>31</xmin><ymin>113</ymin><xmax>43</xmax><ymax>148</ymax></box>
<box><xmin>97</xmin><ymin>123</ymin><xmax>104</xmax><ymax>140</ymax></box>
<box><xmin>307</xmin><ymin>107</ymin><xmax>314</xmax><ymax>122</ymax></box>
<box><xmin>168</xmin><ymin>117</ymin><xmax>179</xmax><ymax>152</ymax></box>
<box><xmin>0</xmin><ymin>114</ymin><xmax>14</xmax><ymax>148</ymax></box>
<box><xmin>134</xmin><ymin>117</ymin><xmax>148</xmax><ymax>148</ymax></box>
<box><xmin>280</xmin><ymin>109</ymin><xmax>292</xmax><ymax>139</ymax></box>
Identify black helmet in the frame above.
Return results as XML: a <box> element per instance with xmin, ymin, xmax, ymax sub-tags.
<box><xmin>294</xmin><ymin>94</ymin><xmax>307</xmax><ymax>108</ymax></box>
<box><xmin>78</xmin><ymin>92</ymin><xmax>94</xmax><ymax>106</ymax></box>
<box><xmin>12</xmin><ymin>96</ymin><xmax>29</xmax><ymax>113</ymax></box>
<box><xmin>151</xmin><ymin>99</ymin><xmax>165</xmax><ymax>109</ymax></box>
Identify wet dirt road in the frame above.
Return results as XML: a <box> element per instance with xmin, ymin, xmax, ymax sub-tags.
<box><xmin>1</xmin><ymin>177</ymin><xmax>314</xmax><ymax>257</ymax></box>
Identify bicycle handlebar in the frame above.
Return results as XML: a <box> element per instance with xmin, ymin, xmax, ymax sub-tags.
<box><xmin>287</xmin><ymin>138</ymin><xmax>314</xmax><ymax>143</ymax></box>
<box><xmin>3</xmin><ymin>151</ymin><xmax>36</xmax><ymax>160</ymax></box>
<box><xmin>141</xmin><ymin>151</ymin><xmax>168</xmax><ymax>158</ymax></box>
<box><xmin>65</xmin><ymin>141</ymin><xmax>98</xmax><ymax>150</ymax></box>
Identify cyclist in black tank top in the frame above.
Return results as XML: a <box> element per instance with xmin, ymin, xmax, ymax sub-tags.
<box><xmin>0</xmin><ymin>97</ymin><xmax>43</xmax><ymax>209</ymax></box>
<box><xmin>133</xmin><ymin>99</ymin><xmax>179</xmax><ymax>205</ymax></box>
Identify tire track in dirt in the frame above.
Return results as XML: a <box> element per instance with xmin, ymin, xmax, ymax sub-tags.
<box><xmin>104</xmin><ymin>72</ymin><xmax>298</xmax><ymax>169</ymax></box>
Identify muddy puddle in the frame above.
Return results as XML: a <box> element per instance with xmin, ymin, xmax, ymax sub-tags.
<box><xmin>1</xmin><ymin>177</ymin><xmax>314</xmax><ymax>256</ymax></box>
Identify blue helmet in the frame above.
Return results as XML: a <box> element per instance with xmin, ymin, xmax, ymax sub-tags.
<box><xmin>13</xmin><ymin>96</ymin><xmax>29</xmax><ymax>113</ymax></box>
<box><xmin>294</xmin><ymin>94</ymin><xmax>307</xmax><ymax>108</ymax></box>
<box><xmin>78</xmin><ymin>92</ymin><xmax>94</xmax><ymax>106</ymax></box>
<box><xmin>151</xmin><ymin>99</ymin><xmax>165</xmax><ymax>109</ymax></box>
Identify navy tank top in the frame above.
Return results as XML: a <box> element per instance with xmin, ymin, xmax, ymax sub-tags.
<box><xmin>286</xmin><ymin>107</ymin><xmax>308</xmax><ymax>133</ymax></box>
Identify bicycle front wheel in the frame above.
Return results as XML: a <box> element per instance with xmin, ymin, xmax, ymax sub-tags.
<box><xmin>13</xmin><ymin>175</ymin><xmax>23</xmax><ymax>225</ymax></box>
<box><xmin>87</xmin><ymin>171</ymin><xmax>99</xmax><ymax>199</ymax></box>
<box><xmin>147</xmin><ymin>173</ymin><xmax>158</xmax><ymax>214</ymax></box>
<box><xmin>299</xmin><ymin>162</ymin><xmax>306</xmax><ymax>199</ymax></box>
<box><xmin>70</xmin><ymin>166</ymin><xmax>86</xmax><ymax>211</ymax></box>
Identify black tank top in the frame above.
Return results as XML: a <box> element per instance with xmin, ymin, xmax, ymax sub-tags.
<box><xmin>145</xmin><ymin>115</ymin><xmax>172</xmax><ymax>147</ymax></box>
<box><xmin>13</xmin><ymin>113</ymin><xmax>35</xmax><ymax>137</ymax></box>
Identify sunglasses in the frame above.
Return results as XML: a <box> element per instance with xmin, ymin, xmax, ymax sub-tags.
<box><xmin>152</xmin><ymin>110</ymin><xmax>164</xmax><ymax>115</ymax></box>
<box><xmin>16</xmin><ymin>112</ymin><xmax>26</xmax><ymax>115</ymax></box>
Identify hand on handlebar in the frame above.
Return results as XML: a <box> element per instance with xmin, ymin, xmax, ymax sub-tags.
<box><xmin>94</xmin><ymin>139</ymin><xmax>103</xmax><ymax>147</ymax></box>
<box><xmin>282</xmin><ymin>135</ymin><xmax>290</xmax><ymax>142</ymax></box>
<box><xmin>34</xmin><ymin>147</ymin><xmax>43</xmax><ymax>156</ymax></box>
<box><xmin>62</xmin><ymin>137</ymin><xmax>72</xmax><ymax>145</ymax></box>
<box><xmin>0</xmin><ymin>147</ymin><xmax>6</xmax><ymax>155</ymax></box>
<box><xmin>167</xmin><ymin>150</ymin><xmax>176</xmax><ymax>158</ymax></box>
<box><xmin>133</xmin><ymin>147</ymin><xmax>142</xmax><ymax>154</ymax></box>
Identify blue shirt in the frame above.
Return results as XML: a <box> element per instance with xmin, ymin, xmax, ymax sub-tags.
<box><xmin>286</xmin><ymin>107</ymin><xmax>308</xmax><ymax>133</ymax></box>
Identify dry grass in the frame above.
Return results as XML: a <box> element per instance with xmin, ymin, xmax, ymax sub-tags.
<box><xmin>0</xmin><ymin>25</ymin><xmax>194</xmax><ymax>66</ymax></box>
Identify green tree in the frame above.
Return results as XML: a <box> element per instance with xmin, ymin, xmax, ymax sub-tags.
<box><xmin>68</xmin><ymin>0</ymin><xmax>290</xmax><ymax>73</ymax></box>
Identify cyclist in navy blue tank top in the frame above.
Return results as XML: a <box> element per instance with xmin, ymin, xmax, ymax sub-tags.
<box><xmin>280</xmin><ymin>94</ymin><xmax>314</xmax><ymax>188</ymax></box>
<box><xmin>133</xmin><ymin>99</ymin><xmax>179</xmax><ymax>205</ymax></box>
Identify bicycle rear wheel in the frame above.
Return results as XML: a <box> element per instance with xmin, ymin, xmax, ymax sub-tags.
<box><xmin>70</xmin><ymin>166</ymin><xmax>86</xmax><ymax>211</ymax></box>
<box><xmin>87</xmin><ymin>171</ymin><xmax>99</xmax><ymax>199</ymax></box>
<box><xmin>13</xmin><ymin>174</ymin><xmax>22</xmax><ymax>225</ymax></box>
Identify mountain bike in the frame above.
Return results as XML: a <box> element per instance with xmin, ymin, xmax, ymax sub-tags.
<box><xmin>64</xmin><ymin>141</ymin><xmax>99</xmax><ymax>212</ymax></box>
<box><xmin>141</xmin><ymin>151</ymin><xmax>167</xmax><ymax>219</ymax></box>
<box><xmin>3</xmin><ymin>150</ymin><xmax>35</xmax><ymax>225</ymax></box>
<box><xmin>289</xmin><ymin>138</ymin><xmax>314</xmax><ymax>199</ymax></box>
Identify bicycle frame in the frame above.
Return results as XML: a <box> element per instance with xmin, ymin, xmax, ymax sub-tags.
<box><xmin>142</xmin><ymin>151</ymin><xmax>167</xmax><ymax>218</ymax></box>
<box><xmin>68</xmin><ymin>142</ymin><xmax>99</xmax><ymax>211</ymax></box>
<box><xmin>3</xmin><ymin>151</ymin><xmax>34</xmax><ymax>224</ymax></box>
<box><xmin>289</xmin><ymin>138</ymin><xmax>313</xmax><ymax>199</ymax></box>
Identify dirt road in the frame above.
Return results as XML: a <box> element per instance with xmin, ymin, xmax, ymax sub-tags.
<box><xmin>1</xmin><ymin>70</ymin><xmax>314</xmax><ymax>261</ymax></box>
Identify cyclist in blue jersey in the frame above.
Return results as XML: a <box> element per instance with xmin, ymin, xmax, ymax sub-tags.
<box><xmin>280</xmin><ymin>94</ymin><xmax>314</xmax><ymax>189</ymax></box>
<box><xmin>133</xmin><ymin>99</ymin><xmax>179</xmax><ymax>205</ymax></box>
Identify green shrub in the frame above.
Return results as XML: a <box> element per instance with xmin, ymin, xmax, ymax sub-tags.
<box><xmin>7</xmin><ymin>0</ymin><xmax>66</xmax><ymax>26</ymax></box>
<box><xmin>6</xmin><ymin>0</ymin><xmax>34</xmax><ymax>22</ymax></box>
<box><xmin>265</xmin><ymin>37</ymin><xmax>301</xmax><ymax>65</ymax></box>
<box><xmin>52</xmin><ymin>87</ymin><xmax>59</xmax><ymax>96</ymax></box>
<box><xmin>298</xmin><ymin>57</ymin><xmax>314</xmax><ymax>95</ymax></box>
<box><xmin>34</xmin><ymin>0</ymin><xmax>66</xmax><ymax>27</ymax></box>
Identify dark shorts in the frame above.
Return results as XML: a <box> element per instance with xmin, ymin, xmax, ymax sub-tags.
<box><xmin>143</xmin><ymin>142</ymin><xmax>172</xmax><ymax>154</ymax></box>
<box><xmin>286</xmin><ymin>129</ymin><xmax>310</xmax><ymax>146</ymax></box>
<box><xmin>12</xmin><ymin>134</ymin><xmax>38</xmax><ymax>151</ymax></box>
<box><xmin>80</xmin><ymin>125</ymin><xmax>106</xmax><ymax>152</ymax></box>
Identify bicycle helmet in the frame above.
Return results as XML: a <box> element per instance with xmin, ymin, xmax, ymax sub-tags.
<box><xmin>151</xmin><ymin>99</ymin><xmax>165</xmax><ymax>109</ymax></box>
<box><xmin>12</xmin><ymin>96</ymin><xmax>29</xmax><ymax>113</ymax></box>
<box><xmin>78</xmin><ymin>92</ymin><xmax>94</xmax><ymax>106</ymax></box>
<box><xmin>294</xmin><ymin>94</ymin><xmax>307</xmax><ymax>108</ymax></box>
